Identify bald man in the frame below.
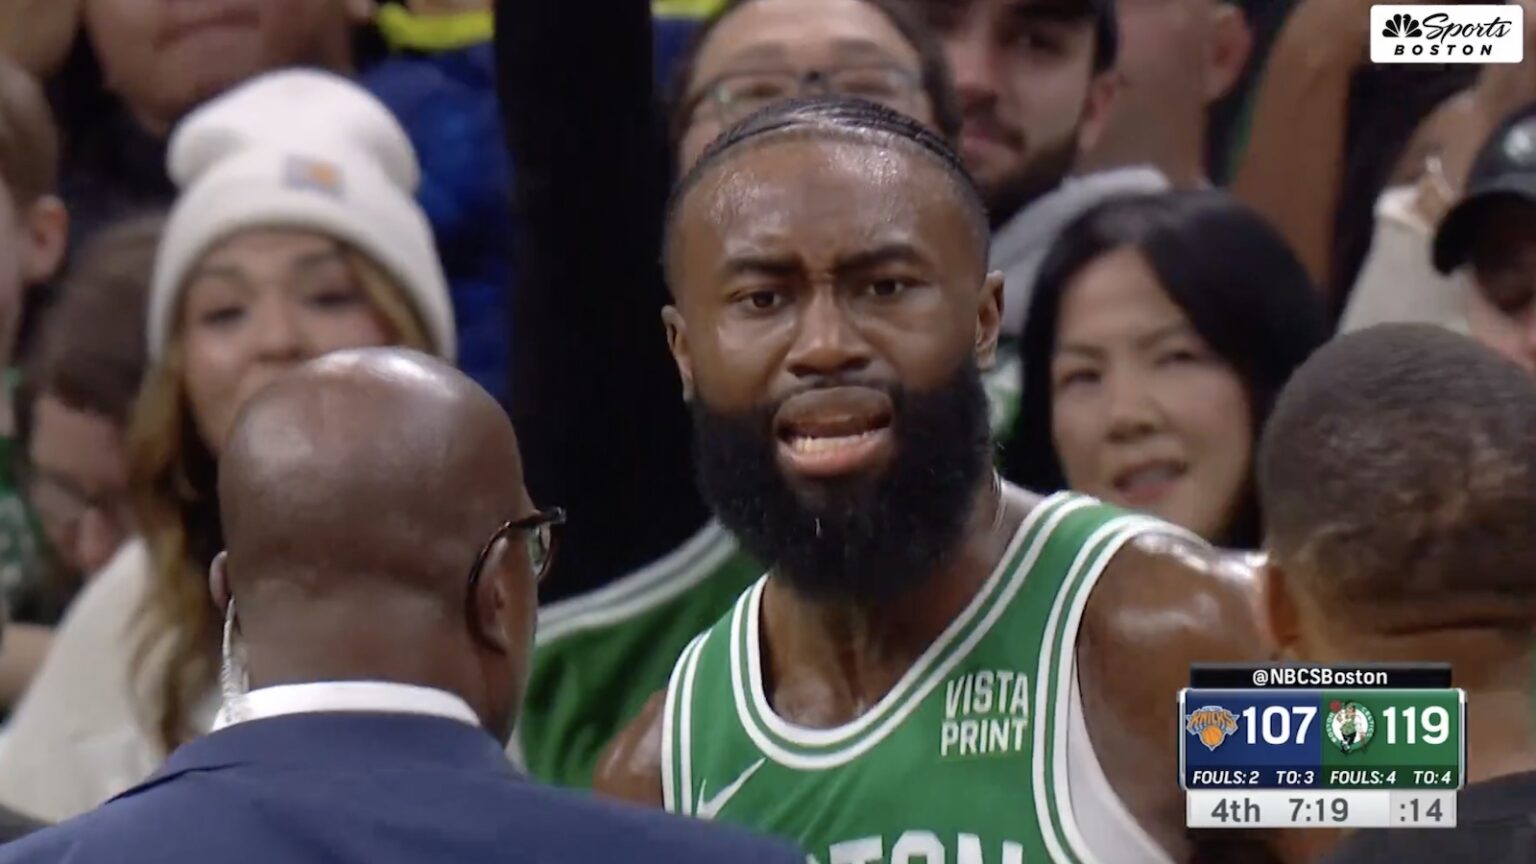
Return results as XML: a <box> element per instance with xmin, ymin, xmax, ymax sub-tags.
<box><xmin>0</xmin><ymin>349</ymin><xmax>798</xmax><ymax>864</ymax></box>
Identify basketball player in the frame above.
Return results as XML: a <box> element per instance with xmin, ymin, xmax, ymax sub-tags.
<box><xmin>1259</xmin><ymin>325</ymin><xmax>1536</xmax><ymax>863</ymax></box>
<box><xmin>595</xmin><ymin>97</ymin><xmax>1288</xmax><ymax>863</ymax></box>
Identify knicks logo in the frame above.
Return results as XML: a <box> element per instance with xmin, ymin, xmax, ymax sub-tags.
<box><xmin>1186</xmin><ymin>706</ymin><xmax>1239</xmax><ymax>751</ymax></box>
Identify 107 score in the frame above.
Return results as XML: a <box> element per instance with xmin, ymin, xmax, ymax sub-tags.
<box><xmin>1237</xmin><ymin>704</ymin><xmax>1451</xmax><ymax>745</ymax></box>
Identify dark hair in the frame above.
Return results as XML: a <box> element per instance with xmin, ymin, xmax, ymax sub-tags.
<box><xmin>666</xmin><ymin>0</ymin><xmax>963</xmax><ymax>146</ymax></box>
<box><xmin>23</xmin><ymin>213</ymin><xmax>162</xmax><ymax>429</ymax></box>
<box><xmin>664</xmin><ymin>95</ymin><xmax>987</xmax><ymax>284</ymax></box>
<box><xmin>1001</xmin><ymin>190</ymin><xmax>1330</xmax><ymax>549</ymax></box>
<box><xmin>1258</xmin><ymin>324</ymin><xmax>1536</xmax><ymax>631</ymax></box>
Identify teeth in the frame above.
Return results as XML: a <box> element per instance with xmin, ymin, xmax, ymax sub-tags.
<box><xmin>788</xmin><ymin>430</ymin><xmax>879</xmax><ymax>455</ymax></box>
<box><xmin>1120</xmin><ymin>464</ymin><xmax>1182</xmax><ymax>489</ymax></box>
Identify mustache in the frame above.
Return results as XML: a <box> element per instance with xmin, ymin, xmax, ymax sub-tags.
<box><xmin>960</xmin><ymin>104</ymin><xmax>1024</xmax><ymax>149</ymax></box>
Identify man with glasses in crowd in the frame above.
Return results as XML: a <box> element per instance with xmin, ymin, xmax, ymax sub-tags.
<box><xmin>0</xmin><ymin>348</ymin><xmax>799</xmax><ymax>864</ymax></box>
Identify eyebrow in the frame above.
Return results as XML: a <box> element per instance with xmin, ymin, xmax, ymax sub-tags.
<box><xmin>720</xmin><ymin>252</ymin><xmax>803</xmax><ymax>280</ymax></box>
<box><xmin>832</xmin><ymin>242</ymin><xmax>928</xmax><ymax>274</ymax></box>
<box><xmin>828</xmin><ymin>38</ymin><xmax>906</xmax><ymax>62</ymax></box>
<box><xmin>1055</xmin><ymin>322</ymin><xmax>1194</xmax><ymax>358</ymax></box>
<box><xmin>190</xmin><ymin>248</ymin><xmax>347</xmax><ymax>286</ymax></box>
<box><xmin>717</xmin><ymin>243</ymin><xmax>928</xmax><ymax>280</ymax></box>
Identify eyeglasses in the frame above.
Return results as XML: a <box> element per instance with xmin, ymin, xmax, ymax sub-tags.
<box><xmin>682</xmin><ymin>65</ymin><xmax>922</xmax><ymax>130</ymax></box>
<box><xmin>466</xmin><ymin>507</ymin><xmax>566</xmax><ymax>590</ymax></box>
<box><xmin>23</xmin><ymin>469</ymin><xmax>129</xmax><ymax>540</ymax></box>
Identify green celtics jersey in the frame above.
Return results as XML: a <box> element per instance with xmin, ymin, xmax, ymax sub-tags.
<box><xmin>662</xmin><ymin>490</ymin><xmax>1173</xmax><ymax>864</ymax></box>
<box><xmin>518</xmin><ymin>359</ymin><xmax>1024</xmax><ymax>789</ymax></box>
<box><xmin>516</xmin><ymin>522</ymin><xmax>762</xmax><ymax>786</ymax></box>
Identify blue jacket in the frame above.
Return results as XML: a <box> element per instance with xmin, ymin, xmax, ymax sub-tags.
<box><xmin>364</xmin><ymin>43</ymin><xmax>512</xmax><ymax>402</ymax></box>
<box><xmin>0</xmin><ymin>712</ymin><xmax>800</xmax><ymax>864</ymax></box>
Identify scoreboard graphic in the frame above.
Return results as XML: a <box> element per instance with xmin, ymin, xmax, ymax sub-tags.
<box><xmin>1181</xmin><ymin>664</ymin><xmax>1464</xmax><ymax>829</ymax></box>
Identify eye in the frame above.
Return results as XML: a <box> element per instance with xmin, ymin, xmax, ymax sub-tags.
<box><xmin>1053</xmin><ymin>367</ymin><xmax>1100</xmax><ymax>391</ymax></box>
<box><xmin>735</xmin><ymin>288</ymin><xmax>787</xmax><ymax>312</ymax></box>
<box><xmin>865</xmin><ymin>278</ymin><xmax>913</xmax><ymax>298</ymax></box>
<box><xmin>307</xmin><ymin>286</ymin><xmax>365</xmax><ymax>310</ymax></box>
<box><xmin>197</xmin><ymin>305</ymin><xmax>245</xmax><ymax>327</ymax></box>
<box><xmin>1157</xmin><ymin>348</ymin><xmax>1202</xmax><ymax>366</ymax></box>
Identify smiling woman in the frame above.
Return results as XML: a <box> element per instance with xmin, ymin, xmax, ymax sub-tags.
<box><xmin>1002</xmin><ymin>190</ymin><xmax>1330</xmax><ymax>548</ymax></box>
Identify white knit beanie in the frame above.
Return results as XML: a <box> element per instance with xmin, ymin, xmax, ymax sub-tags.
<box><xmin>148</xmin><ymin>68</ymin><xmax>456</xmax><ymax>361</ymax></box>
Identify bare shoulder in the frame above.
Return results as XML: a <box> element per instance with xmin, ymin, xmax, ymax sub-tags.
<box><xmin>592</xmin><ymin>691</ymin><xmax>666</xmax><ymax>807</ymax></box>
<box><xmin>1087</xmin><ymin>532</ymin><xmax>1267</xmax><ymax>656</ymax></box>
<box><xmin>1075</xmin><ymin>532</ymin><xmax>1273</xmax><ymax>859</ymax></box>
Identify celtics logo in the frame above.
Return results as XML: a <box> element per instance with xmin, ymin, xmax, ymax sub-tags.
<box><xmin>1326</xmin><ymin>700</ymin><xmax>1375</xmax><ymax>754</ymax></box>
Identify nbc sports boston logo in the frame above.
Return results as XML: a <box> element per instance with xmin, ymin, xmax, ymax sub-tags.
<box><xmin>1371</xmin><ymin>4</ymin><xmax>1524</xmax><ymax>63</ymax></box>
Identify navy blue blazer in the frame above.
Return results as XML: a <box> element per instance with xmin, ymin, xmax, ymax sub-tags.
<box><xmin>0</xmin><ymin>712</ymin><xmax>801</xmax><ymax>863</ymax></box>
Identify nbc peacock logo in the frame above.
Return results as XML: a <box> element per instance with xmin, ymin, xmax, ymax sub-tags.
<box><xmin>1382</xmin><ymin>12</ymin><xmax>1423</xmax><ymax>39</ymax></box>
<box><xmin>1370</xmin><ymin>4</ymin><xmax>1523</xmax><ymax>65</ymax></box>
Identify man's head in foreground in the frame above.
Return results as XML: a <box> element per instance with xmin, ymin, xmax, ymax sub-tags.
<box><xmin>1259</xmin><ymin>325</ymin><xmax>1536</xmax><ymax>666</ymax></box>
<box><xmin>663</xmin><ymin>96</ymin><xmax>1003</xmax><ymax>604</ymax></box>
<box><xmin>212</xmin><ymin>348</ymin><xmax>556</xmax><ymax>743</ymax></box>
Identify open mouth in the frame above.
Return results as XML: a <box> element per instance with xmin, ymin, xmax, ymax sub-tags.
<box><xmin>773</xmin><ymin>387</ymin><xmax>895</xmax><ymax>479</ymax></box>
<box><xmin>1111</xmin><ymin>459</ymin><xmax>1187</xmax><ymax>505</ymax></box>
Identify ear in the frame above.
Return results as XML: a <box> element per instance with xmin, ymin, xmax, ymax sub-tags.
<box><xmin>1076</xmin><ymin>69</ymin><xmax>1120</xmax><ymax>156</ymax></box>
<box><xmin>1261</xmin><ymin>555</ymin><xmax>1302</xmax><ymax>661</ymax></box>
<box><xmin>661</xmin><ymin>305</ymin><xmax>696</xmax><ymax>403</ymax></box>
<box><xmin>975</xmin><ymin>271</ymin><xmax>1005</xmax><ymax>371</ymax></box>
<box><xmin>209</xmin><ymin>551</ymin><xmax>231</xmax><ymax>614</ymax></box>
<box><xmin>20</xmin><ymin>196</ymin><xmax>68</xmax><ymax>285</ymax></box>
<box><xmin>470</xmin><ymin>538</ymin><xmax>516</xmax><ymax>653</ymax></box>
<box><xmin>1204</xmin><ymin>4</ymin><xmax>1253</xmax><ymax>104</ymax></box>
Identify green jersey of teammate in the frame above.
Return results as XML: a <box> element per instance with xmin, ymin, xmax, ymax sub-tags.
<box><xmin>516</xmin><ymin>352</ymin><xmax>1021</xmax><ymax>788</ymax></box>
<box><xmin>660</xmin><ymin>491</ymin><xmax>1175</xmax><ymax>864</ymax></box>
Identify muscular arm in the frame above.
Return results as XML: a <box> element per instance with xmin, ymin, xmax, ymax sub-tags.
<box><xmin>593</xmin><ymin>691</ymin><xmax>667</xmax><ymax>807</ymax></box>
<box><xmin>494</xmin><ymin>1</ymin><xmax>707</xmax><ymax>600</ymax></box>
<box><xmin>1078</xmin><ymin>537</ymin><xmax>1333</xmax><ymax>864</ymax></box>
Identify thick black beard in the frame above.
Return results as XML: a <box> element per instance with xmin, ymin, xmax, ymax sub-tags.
<box><xmin>691</xmin><ymin>360</ymin><xmax>993</xmax><ymax>604</ymax></box>
<box><xmin>984</xmin><ymin>133</ymin><xmax>1079</xmax><ymax>231</ymax></box>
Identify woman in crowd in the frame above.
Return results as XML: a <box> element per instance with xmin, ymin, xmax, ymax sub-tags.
<box><xmin>1003</xmin><ymin>191</ymin><xmax>1330</xmax><ymax>548</ymax></box>
<box><xmin>0</xmin><ymin>69</ymin><xmax>455</xmax><ymax>821</ymax></box>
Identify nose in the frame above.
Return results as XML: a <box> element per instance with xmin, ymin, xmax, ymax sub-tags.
<box><xmin>784</xmin><ymin>290</ymin><xmax>872</xmax><ymax>381</ymax></box>
<box><xmin>944</xmin><ymin>27</ymin><xmax>1001</xmax><ymax>110</ymax></box>
<box><xmin>73</xmin><ymin>507</ymin><xmax>125</xmax><ymax>575</ymax></box>
<box><xmin>250</xmin><ymin>295</ymin><xmax>306</xmax><ymax>361</ymax></box>
<box><xmin>1104</xmin><ymin>369</ymin><xmax>1161</xmax><ymax>443</ymax></box>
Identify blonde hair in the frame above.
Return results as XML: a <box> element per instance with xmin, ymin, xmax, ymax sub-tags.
<box><xmin>129</xmin><ymin>245</ymin><xmax>433</xmax><ymax>751</ymax></box>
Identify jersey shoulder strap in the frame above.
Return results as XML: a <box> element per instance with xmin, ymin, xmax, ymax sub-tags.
<box><xmin>660</xmin><ymin>580</ymin><xmax>759</xmax><ymax>813</ymax></box>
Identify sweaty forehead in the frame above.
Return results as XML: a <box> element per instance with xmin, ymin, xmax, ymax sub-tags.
<box><xmin>673</xmin><ymin>136</ymin><xmax>981</xmax><ymax>286</ymax></box>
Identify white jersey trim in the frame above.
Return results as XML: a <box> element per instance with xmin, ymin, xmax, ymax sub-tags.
<box><xmin>733</xmin><ymin>489</ymin><xmax>1086</xmax><ymax>769</ymax></box>
<box><xmin>1035</xmin><ymin>516</ymin><xmax>1205</xmax><ymax>864</ymax></box>
<box><xmin>536</xmin><ymin>520</ymin><xmax>737</xmax><ymax>644</ymax></box>
<box><xmin>662</xmin><ymin>631</ymin><xmax>709</xmax><ymax>815</ymax></box>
